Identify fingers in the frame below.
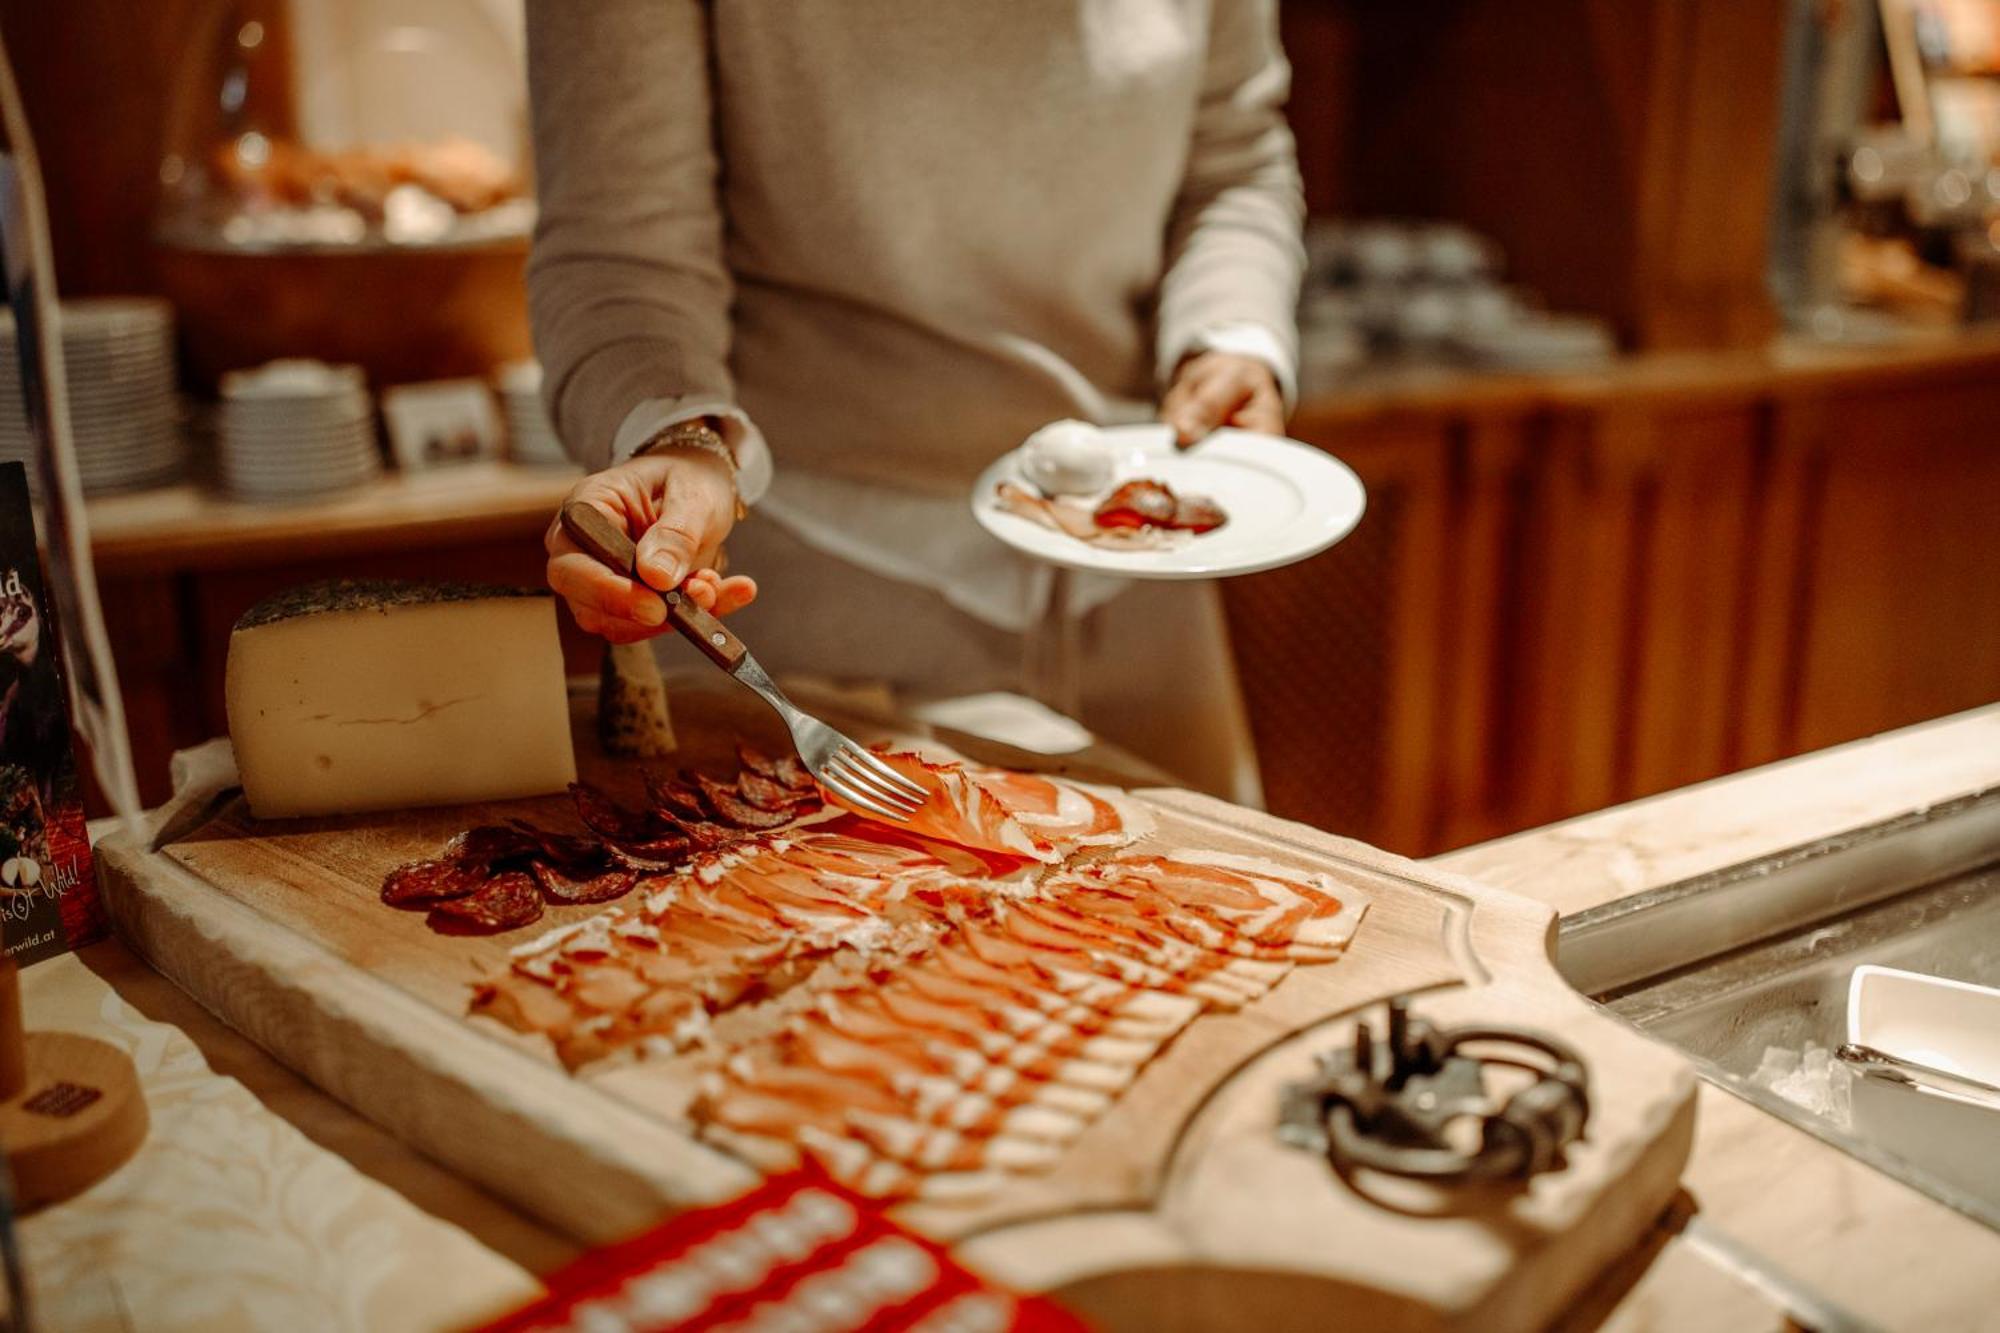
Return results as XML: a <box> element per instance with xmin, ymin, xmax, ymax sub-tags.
<box><xmin>678</xmin><ymin>570</ymin><xmax>758</xmax><ymax>616</ymax></box>
<box><xmin>1163</xmin><ymin>364</ymin><xmax>1250</xmax><ymax>447</ymax></box>
<box><xmin>1161</xmin><ymin>373</ymin><xmax>1243</xmax><ymax>447</ymax></box>
<box><xmin>635</xmin><ymin>518</ymin><xmax>705</xmax><ymax>593</ymax></box>
<box><xmin>544</xmin><ymin>492</ymin><xmax>671</xmax><ymax>632</ymax></box>
<box><xmin>634</xmin><ymin>466</ymin><xmax>735</xmax><ymax>591</ymax></box>
<box><xmin>1161</xmin><ymin>352</ymin><xmax>1285</xmax><ymax>446</ymax></box>
<box><xmin>712</xmin><ymin>575</ymin><xmax>759</xmax><ymax>616</ymax></box>
<box><xmin>570</xmin><ymin>603</ymin><xmax>660</xmax><ymax>645</ymax></box>
<box><xmin>546</xmin><ymin>532</ymin><xmax>668</xmax><ymax>626</ymax></box>
<box><xmin>680</xmin><ymin>569</ymin><xmax>721</xmax><ymax>610</ymax></box>
<box><xmin>1227</xmin><ymin>375</ymin><xmax>1286</xmax><ymax>436</ymax></box>
<box><xmin>546</xmin><ymin>452</ymin><xmax>741</xmax><ymax>644</ymax></box>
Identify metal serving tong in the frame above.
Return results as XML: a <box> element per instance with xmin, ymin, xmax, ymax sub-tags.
<box><xmin>1837</xmin><ymin>1041</ymin><xmax>2000</xmax><ymax>1113</ymax></box>
<box><xmin>559</xmin><ymin>502</ymin><xmax>927</xmax><ymax>822</ymax></box>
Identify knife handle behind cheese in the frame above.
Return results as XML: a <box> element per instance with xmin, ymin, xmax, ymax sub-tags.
<box><xmin>558</xmin><ymin>500</ymin><xmax>749</xmax><ymax>673</ymax></box>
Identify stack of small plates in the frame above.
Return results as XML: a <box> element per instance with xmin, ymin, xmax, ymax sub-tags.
<box><xmin>1456</xmin><ymin>314</ymin><xmax>1617</xmax><ymax>371</ymax></box>
<box><xmin>0</xmin><ymin>298</ymin><xmax>186</xmax><ymax>494</ymax></box>
<box><xmin>496</xmin><ymin>361</ymin><xmax>573</xmax><ymax>468</ymax></box>
<box><xmin>217</xmin><ymin>360</ymin><xmax>382</xmax><ymax>502</ymax></box>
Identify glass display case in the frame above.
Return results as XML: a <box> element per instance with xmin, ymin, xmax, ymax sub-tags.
<box><xmin>154</xmin><ymin>0</ymin><xmax>533</xmax><ymax>385</ymax></box>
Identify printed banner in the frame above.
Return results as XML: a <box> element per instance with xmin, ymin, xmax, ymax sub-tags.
<box><xmin>0</xmin><ymin>461</ymin><xmax>106</xmax><ymax>964</ymax></box>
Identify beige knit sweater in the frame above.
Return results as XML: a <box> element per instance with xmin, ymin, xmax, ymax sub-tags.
<box><xmin>524</xmin><ymin>0</ymin><xmax>1304</xmax><ymax>494</ymax></box>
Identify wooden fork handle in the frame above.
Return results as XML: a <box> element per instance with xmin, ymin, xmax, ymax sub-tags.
<box><xmin>661</xmin><ymin>587</ymin><xmax>748</xmax><ymax>672</ymax></box>
<box><xmin>559</xmin><ymin>501</ymin><xmax>637</xmax><ymax>573</ymax></box>
<box><xmin>558</xmin><ymin>502</ymin><xmax>748</xmax><ymax>672</ymax></box>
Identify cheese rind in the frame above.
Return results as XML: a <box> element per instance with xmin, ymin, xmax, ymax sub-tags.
<box><xmin>226</xmin><ymin>580</ymin><xmax>578</xmax><ymax>819</ymax></box>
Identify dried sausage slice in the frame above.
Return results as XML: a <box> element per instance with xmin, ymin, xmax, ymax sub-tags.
<box><xmin>506</xmin><ymin>821</ymin><xmax>605</xmax><ymax>875</ymax></box>
<box><xmin>738</xmin><ymin>742</ymin><xmax>813</xmax><ymax>792</ymax></box>
<box><xmin>1094</xmin><ymin>479</ymin><xmax>1180</xmax><ymax>529</ymax></box>
<box><xmin>735</xmin><ymin>767</ymin><xmax>802</xmax><ymax>813</ymax></box>
<box><xmin>381</xmin><ymin>857</ymin><xmax>480</xmax><ymax>908</ymax></box>
<box><xmin>532</xmin><ymin>862</ymin><xmax>640</xmax><ymax>905</ymax></box>
<box><xmin>697</xmin><ymin>773</ymin><xmax>795</xmax><ymax>829</ymax></box>
<box><xmin>644</xmin><ymin>772</ymin><xmax>709</xmax><ymax>824</ymax></box>
<box><xmin>445</xmin><ymin>825</ymin><xmax>539</xmax><ymax>867</ymax></box>
<box><xmin>426</xmin><ymin>870</ymin><xmax>544</xmax><ymax>934</ymax></box>
<box><xmin>571</xmin><ymin>782</ymin><xmax>673</xmax><ymax>843</ymax></box>
<box><xmin>1172</xmin><ymin>493</ymin><xmax>1227</xmax><ymax>533</ymax></box>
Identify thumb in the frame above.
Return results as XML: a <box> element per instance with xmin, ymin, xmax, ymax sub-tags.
<box><xmin>633</xmin><ymin>495</ymin><xmax>713</xmax><ymax>592</ymax></box>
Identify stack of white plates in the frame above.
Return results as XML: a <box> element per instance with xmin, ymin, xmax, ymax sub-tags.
<box><xmin>0</xmin><ymin>298</ymin><xmax>186</xmax><ymax>494</ymax></box>
<box><xmin>217</xmin><ymin>360</ymin><xmax>382</xmax><ymax>502</ymax></box>
<box><xmin>496</xmin><ymin>361</ymin><xmax>573</xmax><ymax>468</ymax></box>
<box><xmin>1457</xmin><ymin>314</ymin><xmax>1617</xmax><ymax>371</ymax></box>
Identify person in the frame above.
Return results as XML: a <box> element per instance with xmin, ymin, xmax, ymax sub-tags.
<box><xmin>528</xmin><ymin>1</ymin><xmax>1303</xmax><ymax>802</ymax></box>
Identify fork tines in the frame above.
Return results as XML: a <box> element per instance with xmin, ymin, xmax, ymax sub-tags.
<box><xmin>820</xmin><ymin>743</ymin><xmax>928</xmax><ymax>822</ymax></box>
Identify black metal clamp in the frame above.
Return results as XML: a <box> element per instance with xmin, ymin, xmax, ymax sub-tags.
<box><xmin>1279</xmin><ymin>995</ymin><xmax>1591</xmax><ymax>1185</ymax></box>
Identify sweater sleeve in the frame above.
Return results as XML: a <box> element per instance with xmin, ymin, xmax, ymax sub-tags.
<box><xmin>523</xmin><ymin>0</ymin><xmax>740</xmax><ymax>471</ymax></box>
<box><xmin>1154</xmin><ymin>0</ymin><xmax>1307</xmax><ymax>398</ymax></box>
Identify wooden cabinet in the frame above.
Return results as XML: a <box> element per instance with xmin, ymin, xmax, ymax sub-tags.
<box><xmin>1780</xmin><ymin>380</ymin><xmax>2000</xmax><ymax>753</ymax></box>
<box><xmin>1230</xmin><ymin>336</ymin><xmax>2000</xmax><ymax>855</ymax></box>
<box><xmin>1281</xmin><ymin>0</ymin><xmax>1791</xmax><ymax>350</ymax></box>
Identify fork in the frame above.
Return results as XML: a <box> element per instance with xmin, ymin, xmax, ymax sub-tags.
<box><xmin>559</xmin><ymin>502</ymin><xmax>928</xmax><ymax>822</ymax></box>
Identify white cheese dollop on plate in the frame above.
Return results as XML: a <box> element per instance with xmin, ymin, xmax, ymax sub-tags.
<box><xmin>1018</xmin><ymin>419</ymin><xmax>1116</xmax><ymax>497</ymax></box>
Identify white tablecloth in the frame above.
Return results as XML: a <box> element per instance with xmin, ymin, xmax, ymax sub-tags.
<box><xmin>17</xmin><ymin>947</ymin><xmax>540</xmax><ymax>1332</ymax></box>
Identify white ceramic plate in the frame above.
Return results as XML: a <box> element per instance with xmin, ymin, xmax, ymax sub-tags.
<box><xmin>971</xmin><ymin>424</ymin><xmax>1366</xmax><ymax>579</ymax></box>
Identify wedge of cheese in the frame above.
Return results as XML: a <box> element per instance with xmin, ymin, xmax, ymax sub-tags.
<box><xmin>226</xmin><ymin>580</ymin><xmax>577</xmax><ymax>819</ymax></box>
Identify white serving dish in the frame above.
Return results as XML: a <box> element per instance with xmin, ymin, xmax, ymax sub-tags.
<box><xmin>972</xmin><ymin>424</ymin><xmax>1367</xmax><ymax>580</ymax></box>
<box><xmin>1846</xmin><ymin>964</ymin><xmax>2000</xmax><ymax>1210</ymax></box>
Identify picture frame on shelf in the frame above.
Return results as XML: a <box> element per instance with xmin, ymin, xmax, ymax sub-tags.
<box><xmin>381</xmin><ymin>379</ymin><xmax>503</xmax><ymax>472</ymax></box>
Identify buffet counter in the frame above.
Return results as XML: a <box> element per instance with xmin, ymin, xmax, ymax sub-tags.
<box><xmin>1443</xmin><ymin>703</ymin><xmax>2000</xmax><ymax>1331</ymax></box>
<box><xmin>30</xmin><ymin>701</ymin><xmax>2000</xmax><ymax>1330</ymax></box>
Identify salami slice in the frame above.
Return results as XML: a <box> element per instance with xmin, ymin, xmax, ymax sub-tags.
<box><xmin>381</xmin><ymin>857</ymin><xmax>481</xmax><ymax>908</ymax></box>
<box><xmin>733</xmin><ymin>767</ymin><xmax>797</xmax><ymax>812</ymax></box>
<box><xmin>738</xmin><ymin>742</ymin><xmax>813</xmax><ymax>792</ymax></box>
<box><xmin>426</xmin><ymin>870</ymin><xmax>544</xmax><ymax>934</ymax></box>
<box><xmin>506</xmin><ymin>821</ymin><xmax>607</xmax><ymax>874</ymax></box>
<box><xmin>571</xmin><ymin>783</ymin><xmax>674</xmax><ymax>843</ymax></box>
<box><xmin>696</xmin><ymin>773</ymin><xmax>795</xmax><ymax>830</ymax></box>
<box><xmin>605</xmin><ymin>835</ymin><xmax>694</xmax><ymax>869</ymax></box>
<box><xmin>446</xmin><ymin>825</ymin><xmax>540</xmax><ymax>868</ymax></box>
<box><xmin>532</xmin><ymin>861</ymin><xmax>641</xmax><ymax>905</ymax></box>
<box><xmin>1094</xmin><ymin>479</ymin><xmax>1179</xmax><ymax>529</ymax></box>
<box><xmin>644</xmin><ymin>772</ymin><xmax>710</xmax><ymax>824</ymax></box>
<box><xmin>1173</xmin><ymin>493</ymin><xmax>1227</xmax><ymax>532</ymax></box>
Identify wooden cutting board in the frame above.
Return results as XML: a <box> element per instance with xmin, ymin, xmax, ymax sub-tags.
<box><xmin>96</xmin><ymin>686</ymin><xmax>1693</xmax><ymax>1332</ymax></box>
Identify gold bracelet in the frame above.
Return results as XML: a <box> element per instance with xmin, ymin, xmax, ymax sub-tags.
<box><xmin>637</xmin><ymin>416</ymin><xmax>747</xmax><ymax>519</ymax></box>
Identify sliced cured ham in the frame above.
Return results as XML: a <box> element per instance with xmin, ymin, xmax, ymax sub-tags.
<box><xmin>1090</xmin><ymin>851</ymin><xmax>1368</xmax><ymax>960</ymax></box>
<box><xmin>966</xmin><ymin>766</ymin><xmax>1151</xmax><ymax>849</ymax></box>
<box><xmin>466</xmin><ymin>746</ymin><xmax>1373</xmax><ymax>1200</ymax></box>
<box><xmin>675</xmin><ymin>858</ymin><xmax>1370</xmax><ymax>1198</ymax></box>
<box><xmin>820</xmin><ymin>751</ymin><xmax>1055</xmax><ymax>863</ymax></box>
<box><xmin>994</xmin><ymin>482</ymin><xmax>1183</xmax><ymax>551</ymax></box>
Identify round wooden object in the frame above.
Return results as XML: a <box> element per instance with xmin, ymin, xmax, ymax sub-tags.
<box><xmin>0</xmin><ymin>1031</ymin><xmax>148</xmax><ymax>1211</ymax></box>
